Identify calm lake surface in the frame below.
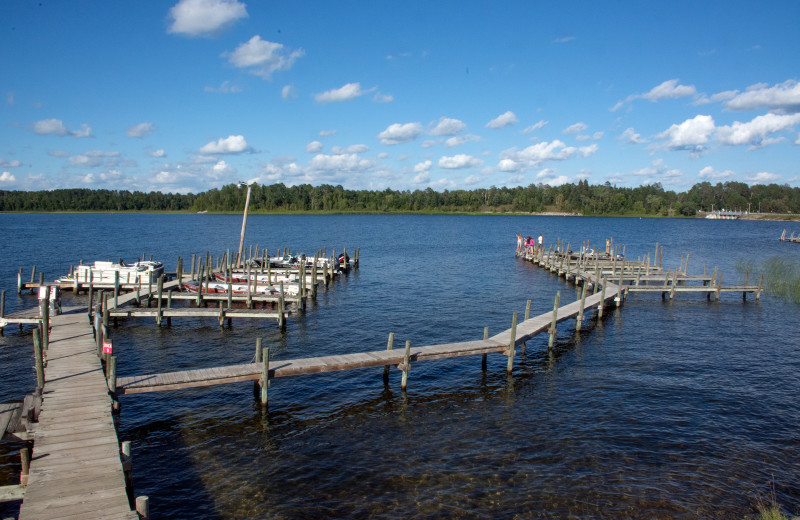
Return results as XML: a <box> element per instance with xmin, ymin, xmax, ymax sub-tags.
<box><xmin>0</xmin><ymin>213</ymin><xmax>798</xmax><ymax>519</ymax></box>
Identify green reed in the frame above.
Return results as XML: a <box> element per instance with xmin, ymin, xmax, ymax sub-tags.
<box><xmin>736</xmin><ymin>256</ymin><xmax>800</xmax><ymax>304</ymax></box>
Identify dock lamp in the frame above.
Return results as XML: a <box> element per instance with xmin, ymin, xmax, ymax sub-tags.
<box><xmin>237</xmin><ymin>181</ymin><xmax>252</xmax><ymax>268</ymax></box>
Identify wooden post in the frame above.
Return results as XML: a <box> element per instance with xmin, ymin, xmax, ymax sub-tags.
<box><xmin>136</xmin><ymin>496</ymin><xmax>150</xmax><ymax>520</ymax></box>
<box><xmin>113</xmin><ymin>270</ymin><xmax>119</xmax><ymax>308</ymax></box>
<box><xmin>218</xmin><ymin>301</ymin><xmax>224</xmax><ymax>328</ymax></box>
<box><xmin>576</xmin><ymin>283</ymin><xmax>587</xmax><ymax>331</ymax></box>
<box><xmin>20</xmin><ymin>447</ymin><xmax>30</xmax><ymax>487</ymax></box>
<box><xmin>507</xmin><ymin>312</ymin><xmax>518</xmax><ymax>374</ymax></box>
<box><xmin>33</xmin><ymin>328</ymin><xmax>45</xmax><ymax>388</ymax></box>
<box><xmin>481</xmin><ymin>326</ymin><xmax>489</xmax><ymax>371</ymax></box>
<box><xmin>547</xmin><ymin>291</ymin><xmax>560</xmax><ymax>350</ymax></box>
<box><xmin>383</xmin><ymin>332</ymin><xmax>394</xmax><ymax>384</ymax></box>
<box><xmin>757</xmin><ymin>274</ymin><xmax>763</xmax><ymax>301</ymax></box>
<box><xmin>107</xmin><ymin>355</ymin><xmax>117</xmax><ymax>393</ymax></box>
<box><xmin>156</xmin><ymin>275</ymin><xmax>164</xmax><ymax>326</ymax></box>
<box><xmin>400</xmin><ymin>340</ymin><xmax>412</xmax><ymax>391</ymax></box>
<box><xmin>30</xmin><ymin>265</ymin><xmax>36</xmax><ymax>284</ymax></box>
<box><xmin>255</xmin><ymin>337</ymin><xmax>263</xmax><ymax>363</ymax></box>
<box><xmin>524</xmin><ymin>299</ymin><xmax>531</xmax><ymax>321</ymax></box>
<box><xmin>598</xmin><ymin>277</ymin><xmax>607</xmax><ymax>319</ymax></box>
<box><xmin>716</xmin><ymin>272</ymin><xmax>723</xmax><ymax>301</ymax></box>
<box><xmin>260</xmin><ymin>346</ymin><xmax>270</xmax><ymax>407</ymax></box>
<box><xmin>0</xmin><ymin>289</ymin><xmax>4</xmax><ymax>318</ymax></box>
<box><xmin>278</xmin><ymin>282</ymin><xmax>286</xmax><ymax>331</ymax></box>
<box><xmin>669</xmin><ymin>270</ymin><xmax>678</xmax><ymax>300</ymax></box>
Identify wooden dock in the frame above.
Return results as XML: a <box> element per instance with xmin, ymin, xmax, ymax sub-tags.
<box><xmin>780</xmin><ymin>229</ymin><xmax>800</xmax><ymax>243</ymax></box>
<box><xmin>17</xmin><ymin>307</ymin><xmax>139</xmax><ymax>520</ymax></box>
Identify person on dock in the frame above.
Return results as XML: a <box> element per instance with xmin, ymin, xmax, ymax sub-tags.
<box><xmin>537</xmin><ymin>234</ymin><xmax>543</xmax><ymax>251</ymax></box>
<box><xmin>516</xmin><ymin>233</ymin><xmax>523</xmax><ymax>254</ymax></box>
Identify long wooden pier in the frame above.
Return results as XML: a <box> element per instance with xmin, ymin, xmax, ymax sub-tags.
<box><xmin>780</xmin><ymin>229</ymin><xmax>800</xmax><ymax>243</ymax></box>
<box><xmin>17</xmin><ymin>307</ymin><xmax>139</xmax><ymax>520</ymax></box>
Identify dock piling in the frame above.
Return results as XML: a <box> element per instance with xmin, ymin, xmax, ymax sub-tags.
<box><xmin>507</xmin><ymin>312</ymin><xmax>518</xmax><ymax>374</ymax></box>
<box><xmin>400</xmin><ymin>340</ymin><xmax>412</xmax><ymax>391</ymax></box>
<box><xmin>383</xmin><ymin>332</ymin><xmax>394</xmax><ymax>385</ymax></box>
<box><xmin>547</xmin><ymin>291</ymin><xmax>560</xmax><ymax>350</ymax></box>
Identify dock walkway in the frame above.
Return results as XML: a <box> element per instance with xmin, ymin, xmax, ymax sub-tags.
<box><xmin>18</xmin><ymin>306</ymin><xmax>138</xmax><ymax>520</ymax></box>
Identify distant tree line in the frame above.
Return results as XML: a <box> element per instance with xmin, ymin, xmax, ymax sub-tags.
<box><xmin>1</xmin><ymin>181</ymin><xmax>799</xmax><ymax>215</ymax></box>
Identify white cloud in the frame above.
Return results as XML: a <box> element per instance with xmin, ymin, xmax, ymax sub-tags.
<box><xmin>81</xmin><ymin>169</ymin><xmax>125</xmax><ymax>185</ymax></box>
<box><xmin>621</xmin><ymin>128</ymin><xmax>646</xmax><ymax>144</ymax></box>
<box><xmin>411</xmin><ymin>171</ymin><xmax>431</xmax><ymax>184</ymax></box>
<box><xmin>198</xmin><ymin>135</ymin><xmax>251</xmax><ymax>154</ymax></box>
<box><xmin>167</xmin><ymin>0</ymin><xmax>247</xmax><ymax>37</ymax></box>
<box><xmin>373</xmin><ymin>92</ymin><xmax>393</xmax><ymax>103</ymax></box>
<box><xmin>438</xmin><ymin>154</ymin><xmax>483</xmax><ymax>169</ymax></box>
<box><xmin>0</xmin><ymin>171</ymin><xmax>16</xmax><ymax>182</ymax></box>
<box><xmin>552</xmin><ymin>36</ymin><xmax>575</xmax><ymax>43</ymax></box>
<box><xmin>445</xmin><ymin>134</ymin><xmax>481</xmax><ymax>148</ymax></box>
<box><xmin>32</xmin><ymin>118</ymin><xmax>92</xmax><ymax>137</ymax></box>
<box><xmin>319</xmin><ymin>129</ymin><xmax>337</xmax><ymax>137</ymax></box>
<box><xmin>579</xmin><ymin>144</ymin><xmax>598</xmax><ymax>157</ymax></box>
<box><xmin>127</xmin><ymin>122</ymin><xmax>156</xmax><ymax>138</ymax></box>
<box><xmin>306</xmin><ymin>141</ymin><xmax>323</xmax><ymax>153</ymax></box>
<box><xmin>523</xmin><ymin>120</ymin><xmax>548</xmax><ymax>134</ymax></box>
<box><xmin>377</xmin><ymin>122</ymin><xmax>423</xmax><ymax>145</ymax></box>
<box><xmin>331</xmin><ymin>144</ymin><xmax>369</xmax><ymax>154</ymax></box>
<box><xmin>413</xmin><ymin>160</ymin><xmax>432</xmax><ymax>173</ymax></box>
<box><xmin>746</xmin><ymin>171</ymin><xmax>781</xmax><ymax>184</ymax></box>
<box><xmin>421</xmin><ymin>140</ymin><xmax>436</xmax><ymax>149</ymax></box>
<box><xmin>486</xmin><ymin>111</ymin><xmax>517</xmax><ymax>129</ymax></box>
<box><xmin>497</xmin><ymin>158</ymin><xmax>521</xmax><ymax>172</ymax></box>
<box><xmin>656</xmin><ymin>115</ymin><xmax>715</xmax><ymax>152</ymax></box>
<box><xmin>281</xmin><ymin>85</ymin><xmax>298</xmax><ymax>100</ymax></box>
<box><xmin>640</xmin><ymin>79</ymin><xmax>696</xmax><ymax>101</ymax></box>
<box><xmin>0</xmin><ymin>159</ymin><xmax>21</xmax><ymax>168</ymax></box>
<box><xmin>536</xmin><ymin>168</ymin><xmax>569</xmax><ymax>186</ymax></box>
<box><xmin>429</xmin><ymin>117</ymin><xmax>466</xmax><ymax>136</ymax></box>
<box><xmin>315</xmin><ymin>82</ymin><xmax>367</xmax><ymax>103</ymax></box>
<box><xmin>716</xmin><ymin>113</ymin><xmax>800</xmax><ymax>148</ymax></box>
<box><xmin>225</xmin><ymin>36</ymin><xmax>304</xmax><ymax>80</ymax></box>
<box><xmin>149</xmin><ymin>149</ymin><xmax>166</xmax><ymax>158</ymax></box>
<box><xmin>68</xmin><ymin>150</ymin><xmax>120</xmax><ymax>167</ymax></box>
<box><xmin>563</xmin><ymin>122</ymin><xmax>587</xmax><ymax>134</ymax></box>
<box><xmin>501</xmin><ymin>140</ymin><xmax>578</xmax><ymax>167</ymax></box>
<box><xmin>698</xmin><ymin>166</ymin><xmax>735</xmax><ymax>181</ymax></box>
<box><xmin>308</xmin><ymin>153</ymin><xmax>374</xmax><ymax>172</ymax></box>
<box><xmin>211</xmin><ymin>160</ymin><xmax>233</xmax><ymax>177</ymax></box>
<box><xmin>205</xmin><ymin>80</ymin><xmax>242</xmax><ymax>94</ymax></box>
<box><xmin>724</xmin><ymin>80</ymin><xmax>800</xmax><ymax>113</ymax></box>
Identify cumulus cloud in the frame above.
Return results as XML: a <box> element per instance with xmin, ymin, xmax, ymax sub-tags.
<box><xmin>306</xmin><ymin>141</ymin><xmax>323</xmax><ymax>153</ymax></box>
<box><xmin>377</xmin><ymin>122</ymin><xmax>423</xmax><ymax>145</ymax></box>
<box><xmin>225</xmin><ymin>35</ymin><xmax>304</xmax><ymax>80</ymax></box>
<box><xmin>499</xmin><ymin>139</ymin><xmax>597</xmax><ymax>169</ymax></box>
<box><xmin>429</xmin><ymin>117</ymin><xmax>466</xmax><ymax>136</ymax></box>
<box><xmin>438</xmin><ymin>154</ymin><xmax>483</xmax><ymax>169</ymax></box>
<box><xmin>621</xmin><ymin>128</ymin><xmax>646</xmax><ymax>144</ymax></box>
<box><xmin>68</xmin><ymin>150</ymin><xmax>121</xmax><ymax>167</ymax></box>
<box><xmin>81</xmin><ymin>169</ymin><xmax>125</xmax><ymax>185</ymax></box>
<box><xmin>319</xmin><ymin>129</ymin><xmax>337</xmax><ymax>137</ymax></box>
<box><xmin>486</xmin><ymin>111</ymin><xmax>518</xmax><ymax>129</ymax></box>
<box><xmin>32</xmin><ymin>119</ymin><xmax>92</xmax><ymax>138</ymax></box>
<box><xmin>0</xmin><ymin>172</ymin><xmax>16</xmax><ymax>182</ymax></box>
<box><xmin>211</xmin><ymin>159</ymin><xmax>234</xmax><ymax>177</ymax></box>
<box><xmin>198</xmin><ymin>135</ymin><xmax>251</xmax><ymax>154</ymax></box>
<box><xmin>331</xmin><ymin>144</ymin><xmax>369</xmax><ymax>154</ymax></box>
<box><xmin>656</xmin><ymin>114</ymin><xmax>715</xmax><ymax>152</ymax></box>
<box><xmin>535</xmin><ymin>168</ymin><xmax>569</xmax><ymax>186</ymax></box>
<box><xmin>698</xmin><ymin>165</ymin><xmax>735</xmax><ymax>181</ymax></box>
<box><xmin>563</xmin><ymin>122</ymin><xmax>587</xmax><ymax>134</ymax></box>
<box><xmin>149</xmin><ymin>149</ymin><xmax>166</xmax><ymax>158</ymax></box>
<box><xmin>167</xmin><ymin>0</ymin><xmax>247</xmax><ymax>37</ymax></box>
<box><xmin>127</xmin><ymin>122</ymin><xmax>156</xmax><ymax>138</ymax></box>
<box><xmin>612</xmin><ymin>79</ymin><xmax>697</xmax><ymax>111</ymax></box>
<box><xmin>746</xmin><ymin>171</ymin><xmax>781</xmax><ymax>184</ymax></box>
<box><xmin>308</xmin><ymin>153</ymin><xmax>374</xmax><ymax>172</ymax></box>
<box><xmin>445</xmin><ymin>134</ymin><xmax>481</xmax><ymax>148</ymax></box>
<box><xmin>373</xmin><ymin>92</ymin><xmax>393</xmax><ymax>103</ymax></box>
<box><xmin>412</xmin><ymin>171</ymin><xmax>431</xmax><ymax>184</ymax></box>
<box><xmin>0</xmin><ymin>159</ymin><xmax>21</xmax><ymax>168</ymax></box>
<box><xmin>315</xmin><ymin>82</ymin><xmax>365</xmax><ymax>103</ymax></box>
<box><xmin>413</xmin><ymin>160</ymin><xmax>432</xmax><ymax>173</ymax></box>
<box><xmin>723</xmin><ymin>80</ymin><xmax>800</xmax><ymax>113</ymax></box>
<box><xmin>716</xmin><ymin>113</ymin><xmax>800</xmax><ymax>148</ymax></box>
<box><xmin>523</xmin><ymin>120</ymin><xmax>548</xmax><ymax>134</ymax></box>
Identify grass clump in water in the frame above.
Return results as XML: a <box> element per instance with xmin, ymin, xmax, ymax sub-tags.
<box><xmin>736</xmin><ymin>256</ymin><xmax>800</xmax><ymax>304</ymax></box>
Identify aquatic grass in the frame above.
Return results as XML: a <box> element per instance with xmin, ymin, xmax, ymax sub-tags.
<box><xmin>736</xmin><ymin>256</ymin><xmax>800</xmax><ymax>304</ymax></box>
<box><xmin>750</xmin><ymin>476</ymin><xmax>796</xmax><ymax>520</ymax></box>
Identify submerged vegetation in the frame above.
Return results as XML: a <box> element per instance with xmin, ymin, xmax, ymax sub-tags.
<box><xmin>1</xmin><ymin>180</ymin><xmax>800</xmax><ymax>215</ymax></box>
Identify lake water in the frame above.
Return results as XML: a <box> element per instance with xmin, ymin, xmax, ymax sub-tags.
<box><xmin>0</xmin><ymin>213</ymin><xmax>798</xmax><ymax>519</ymax></box>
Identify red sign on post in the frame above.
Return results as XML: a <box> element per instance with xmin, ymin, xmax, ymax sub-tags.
<box><xmin>103</xmin><ymin>341</ymin><xmax>113</xmax><ymax>354</ymax></box>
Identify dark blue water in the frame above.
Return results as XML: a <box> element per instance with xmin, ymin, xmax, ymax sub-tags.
<box><xmin>1</xmin><ymin>214</ymin><xmax>798</xmax><ymax>519</ymax></box>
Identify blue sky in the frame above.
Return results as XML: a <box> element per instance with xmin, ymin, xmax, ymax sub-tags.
<box><xmin>1</xmin><ymin>0</ymin><xmax>799</xmax><ymax>194</ymax></box>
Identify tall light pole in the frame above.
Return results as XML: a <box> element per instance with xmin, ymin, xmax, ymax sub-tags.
<box><xmin>237</xmin><ymin>181</ymin><xmax>252</xmax><ymax>268</ymax></box>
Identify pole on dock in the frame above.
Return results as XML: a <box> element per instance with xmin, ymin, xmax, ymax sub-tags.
<box><xmin>547</xmin><ymin>291</ymin><xmax>561</xmax><ymax>350</ymax></box>
<box><xmin>33</xmin><ymin>328</ymin><xmax>45</xmax><ymax>388</ymax></box>
<box><xmin>382</xmin><ymin>332</ymin><xmax>394</xmax><ymax>385</ymax></box>
<box><xmin>136</xmin><ymin>496</ymin><xmax>150</xmax><ymax>520</ymax></box>
<box><xmin>400</xmin><ymin>340</ymin><xmax>412</xmax><ymax>391</ymax></box>
<box><xmin>598</xmin><ymin>278</ymin><xmax>607</xmax><ymax>319</ymax></box>
<box><xmin>507</xmin><ymin>312</ymin><xmax>518</xmax><ymax>374</ymax></box>
<box><xmin>576</xmin><ymin>283</ymin><xmax>587</xmax><ymax>331</ymax></box>
<box><xmin>156</xmin><ymin>276</ymin><xmax>164</xmax><ymax>326</ymax></box>
<box><xmin>107</xmin><ymin>355</ymin><xmax>117</xmax><ymax>393</ymax></box>
<box><xmin>20</xmin><ymin>447</ymin><xmax>30</xmax><ymax>487</ymax></box>
<box><xmin>260</xmin><ymin>346</ymin><xmax>270</xmax><ymax>407</ymax></box>
<box><xmin>716</xmin><ymin>272</ymin><xmax>724</xmax><ymax>301</ymax></box>
<box><xmin>113</xmin><ymin>271</ymin><xmax>120</xmax><ymax>308</ymax></box>
<box><xmin>1</xmin><ymin>289</ymin><xmax>4</xmax><ymax>319</ymax></box>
